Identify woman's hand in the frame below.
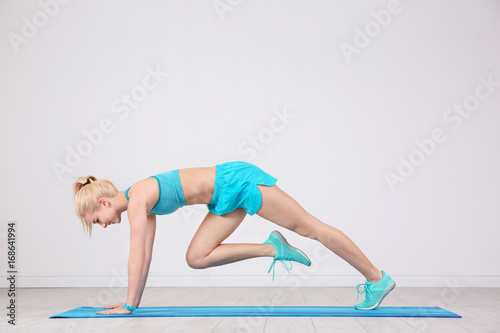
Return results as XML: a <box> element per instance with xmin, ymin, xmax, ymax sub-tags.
<box><xmin>95</xmin><ymin>302</ymin><xmax>133</xmax><ymax>315</ymax></box>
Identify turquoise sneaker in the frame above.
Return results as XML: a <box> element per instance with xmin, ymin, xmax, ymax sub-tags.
<box><xmin>355</xmin><ymin>271</ymin><xmax>396</xmax><ymax>310</ymax></box>
<box><xmin>263</xmin><ymin>230</ymin><xmax>311</xmax><ymax>280</ymax></box>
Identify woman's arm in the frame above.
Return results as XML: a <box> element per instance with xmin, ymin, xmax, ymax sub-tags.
<box><xmin>126</xmin><ymin>199</ymin><xmax>149</xmax><ymax>308</ymax></box>
<box><xmin>135</xmin><ymin>214</ymin><xmax>156</xmax><ymax>307</ymax></box>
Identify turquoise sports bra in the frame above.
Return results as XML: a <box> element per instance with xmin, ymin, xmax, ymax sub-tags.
<box><xmin>125</xmin><ymin>170</ymin><xmax>187</xmax><ymax>215</ymax></box>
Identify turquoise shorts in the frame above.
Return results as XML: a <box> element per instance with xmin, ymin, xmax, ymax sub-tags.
<box><xmin>207</xmin><ymin>161</ymin><xmax>278</xmax><ymax>215</ymax></box>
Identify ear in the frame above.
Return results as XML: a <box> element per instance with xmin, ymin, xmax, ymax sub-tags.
<box><xmin>98</xmin><ymin>198</ymin><xmax>110</xmax><ymax>207</ymax></box>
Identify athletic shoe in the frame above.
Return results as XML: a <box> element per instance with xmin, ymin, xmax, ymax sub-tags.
<box><xmin>355</xmin><ymin>270</ymin><xmax>396</xmax><ymax>310</ymax></box>
<box><xmin>263</xmin><ymin>230</ymin><xmax>311</xmax><ymax>280</ymax></box>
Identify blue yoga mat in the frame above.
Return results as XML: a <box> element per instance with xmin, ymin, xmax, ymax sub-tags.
<box><xmin>50</xmin><ymin>306</ymin><xmax>461</xmax><ymax>318</ymax></box>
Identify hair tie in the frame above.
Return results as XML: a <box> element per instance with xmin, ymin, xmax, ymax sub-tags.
<box><xmin>82</xmin><ymin>180</ymin><xmax>91</xmax><ymax>187</ymax></box>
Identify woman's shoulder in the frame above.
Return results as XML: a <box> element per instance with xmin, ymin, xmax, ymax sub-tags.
<box><xmin>126</xmin><ymin>177</ymin><xmax>160</xmax><ymax>211</ymax></box>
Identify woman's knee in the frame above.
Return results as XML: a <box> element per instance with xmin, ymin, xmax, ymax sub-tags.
<box><xmin>185</xmin><ymin>251</ymin><xmax>207</xmax><ymax>269</ymax></box>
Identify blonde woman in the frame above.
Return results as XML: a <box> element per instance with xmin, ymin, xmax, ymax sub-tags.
<box><xmin>73</xmin><ymin>161</ymin><xmax>395</xmax><ymax>314</ymax></box>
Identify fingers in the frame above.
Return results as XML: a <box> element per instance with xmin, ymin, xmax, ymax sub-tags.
<box><xmin>95</xmin><ymin>304</ymin><xmax>132</xmax><ymax>315</ymax></box>
<box><xmin>95</xmin><ymin>309</ymin><xmax>131</xmax><ymax>315</ymax></box>
<box><xmin>103</xmin><ymin>303</ymin><xmax>123</xmax><ymax>309</ymax></box>
<box><xmin>96</xmin><ymin>310</ymin><xmax>117</xmax><ymax>315</ymax></box>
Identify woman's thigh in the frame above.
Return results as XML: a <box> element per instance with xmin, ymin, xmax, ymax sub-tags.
<box><xmin>256</xmin><ymin>185</ymin><xmax>324</xmax><ymax>238</ymax></box>
<box><xmin>186</xmin><ymin>208</ymin><xmax>247</xmax><ymax>259</ymax></box>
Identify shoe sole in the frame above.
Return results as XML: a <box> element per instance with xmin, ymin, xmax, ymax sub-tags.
<box><xmin>356</xmin><ymin>280</ymin><xmax>396</xmax><ymax>310</ymax></box>
<box><xmin>271</xmin><ymin>230</ymin><xmax>311</xmax><ymax>266</ymax></box>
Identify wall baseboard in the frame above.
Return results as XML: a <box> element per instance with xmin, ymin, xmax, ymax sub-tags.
<box><xmin>2</xmin><ymin>274</ymin><xmax>499</xmax><ymax>288</ymax></box>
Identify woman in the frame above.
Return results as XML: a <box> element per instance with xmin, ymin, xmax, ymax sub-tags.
<box><xmin>73</xmin><ymin>161</ymin><xmax>395</xmax><ymax>314</ymax></box>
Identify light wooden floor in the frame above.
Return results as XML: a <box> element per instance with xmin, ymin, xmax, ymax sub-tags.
<box><xmin>1</xmin><ymin>287</ymin><xmax>499</xmax><ymax>332</ymax></box>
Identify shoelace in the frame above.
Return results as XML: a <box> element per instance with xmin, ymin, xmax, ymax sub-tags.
<box><xmin>267</xmin><ymin>258</ymin><xmax>293</xmax><ymax>281</ymax></box>
<box><xmin>356</xmin><ymin>282</ymin><xmax>372</xmax><ymax>302</ymax></box>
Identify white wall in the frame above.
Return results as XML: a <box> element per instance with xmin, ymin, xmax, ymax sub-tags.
<box><xmin>1</xmin><ymin>0</ymin><xmax>499</xmax><ymax>288</ymax></box>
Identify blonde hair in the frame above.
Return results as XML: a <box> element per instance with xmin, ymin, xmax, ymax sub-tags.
<box><xmin>73</xmin><ymin>175</ymin><xmax>118</xmax><ymax>238</ymax></box>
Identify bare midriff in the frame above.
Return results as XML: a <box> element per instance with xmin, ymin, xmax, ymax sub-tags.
<box><xmin>178</xmin><ymin>166</ymin><xmax>217</xmax><ymax>205</ymax></box>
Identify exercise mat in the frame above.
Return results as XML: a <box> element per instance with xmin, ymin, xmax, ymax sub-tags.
<box><xmin>50</xmin><ymin>306</ymin><xmax>461</xmax><ymax>318</ymax></box>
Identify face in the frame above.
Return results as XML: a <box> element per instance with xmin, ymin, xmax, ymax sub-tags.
<box><xmin>84</xmin><ymin>199</ymin><xmax>122</xmax><ymax>229</ymax></box>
